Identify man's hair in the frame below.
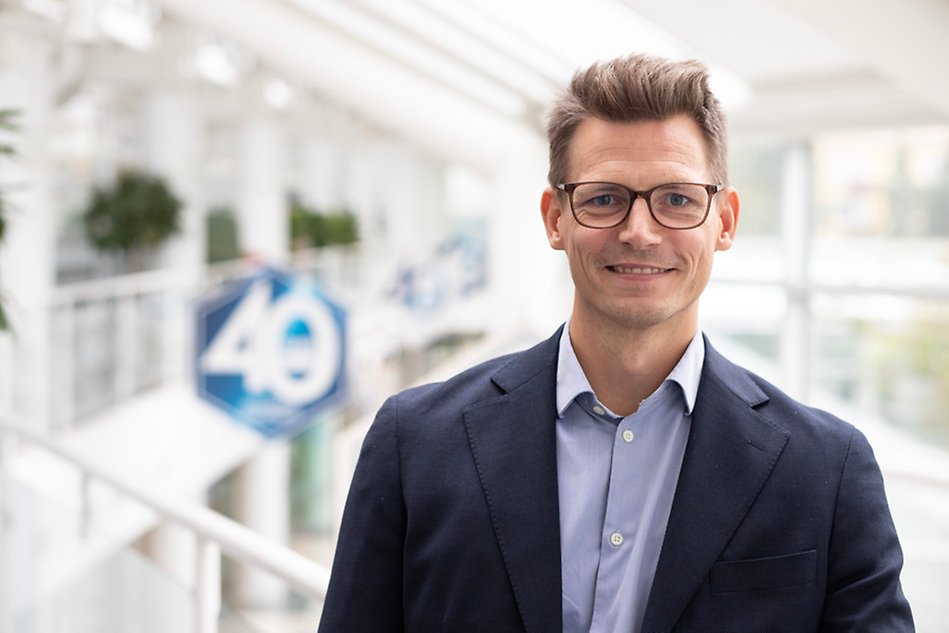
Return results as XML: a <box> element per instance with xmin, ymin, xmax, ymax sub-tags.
<box><xmin>546</xmin><ymin>53</ymin><xmax>728</xmax><ymax>188</ymax></box>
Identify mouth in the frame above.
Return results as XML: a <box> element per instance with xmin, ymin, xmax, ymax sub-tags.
<box><xmin>607</xmin><ymin>265</ymin><xmax>672</xmax><ymax>275</ymax></box>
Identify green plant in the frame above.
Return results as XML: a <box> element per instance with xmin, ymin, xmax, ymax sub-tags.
<box><xmin>0</xmin><ymin>109</ymin><xmax>17</xmax><ymax>246</ymax></box>
<box><xmin>290</xmin><ymin>199</ymin><xmax>359</xmax><ymax>250</ymax></box>
<box><xmin>206</xmin><ymin>206</ymin><xmax>241</xmax><ymax>263</ymax></box>
<box><xmin>0</xmin><ymin>108</ymin><xmax>19</xmax><ymax>330</ymax></box>
<box><xmin>82</xmin><ymin>169</ymin><xmax>182</xmax><ymax>271</ymax></box>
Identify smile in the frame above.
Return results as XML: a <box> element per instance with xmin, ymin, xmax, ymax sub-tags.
<box><xmin>608</xmin><ymin>265</ymin><xmax>670</xmax><ymax>275</ymax></box>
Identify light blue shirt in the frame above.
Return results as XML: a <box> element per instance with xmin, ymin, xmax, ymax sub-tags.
<box><xmin>556</xmin><ymin>324</ymin><xmax>703</xmax><ymax>633</ymax></box>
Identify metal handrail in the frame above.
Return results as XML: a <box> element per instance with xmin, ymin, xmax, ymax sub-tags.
<box><xmin>0</xmin><ymin>418</ymin><xmax>329</xmax><ymax>633</ymax></box>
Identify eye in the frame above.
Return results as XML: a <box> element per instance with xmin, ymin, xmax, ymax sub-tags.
<box><xmin>590</xmin><ymin>194</ymin><xmax>617</xmax><ymax>207</ymax></box>
<box><xmin>666</xmin><ymin>192</ymin><xmax>692</xmax><ymax>207</ymax></box>
<box><xmin>573</xmin><ymin>183</ymin><xmax>629</xmax><ymax>211</ymax></box>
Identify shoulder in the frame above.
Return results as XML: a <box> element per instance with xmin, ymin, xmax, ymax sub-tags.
<box><xmin>399</xmin><ymin>334</ymin><xmax>560</xmax><ymax>409</ymax></box>
<box><xmin>394</xmin><ymin>352</ymin><xmax>517</xmax><ymax>414</ymax></box>
<box><xmin>701</xmin><ymin>338</ymin><xmax>886</xmax><ymax>509</ymax></box>
<box><xmin>385</xmin><ymin>326</ymin><xmax>562</xmax><ymax>425</ymax></box>
<box><xmin>703</xmin><ymin>337</ymin><xmax>859</xmax><ymax>448</ymax></box>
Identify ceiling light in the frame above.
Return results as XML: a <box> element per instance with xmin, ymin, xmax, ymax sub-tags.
<box><xmin>264</xmin><ymin>79</ymin><xmax>294</xmax><ymax>111</ymax></box>
<box><xmin>98</xmin><ymin>0</ymin><xmax>156</xmax><ymax>51</ymax></box>
<box><xmin>194</xmin><ymin>42</ymin><xmax>241</xmax><ymax>88</ymax></box>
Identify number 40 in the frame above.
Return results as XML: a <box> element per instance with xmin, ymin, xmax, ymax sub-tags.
<box><xmin>200</xmin><ymin>280</ymin><xmax>341</xmax><ymax>406</ymax></box>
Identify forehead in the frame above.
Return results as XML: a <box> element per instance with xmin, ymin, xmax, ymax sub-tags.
<box><xmin>567</xmin><ymin>115</ymin><xmax>711</xmax><ymax>183</ymax></box>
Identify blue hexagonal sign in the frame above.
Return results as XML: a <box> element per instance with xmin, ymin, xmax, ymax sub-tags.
<box><xmin>195</xmin><ymin>267</ymin><xmax>346</xmax><ymax>437</ymax></box>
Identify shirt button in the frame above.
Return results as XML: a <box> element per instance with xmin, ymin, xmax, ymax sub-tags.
<box><xmin>622</xmin><ymin>429</ymin><xmax>634</xmax><ymax>443</ymax></box>
<box><xmin>593</xmin><ymin>405</ymin><xmax>606</xmax><ymax>416</ymax></box>
<box><xmin>610</xmin><ymin>532</ymin><xmax>624</xmax><ymax>547</ymax></box>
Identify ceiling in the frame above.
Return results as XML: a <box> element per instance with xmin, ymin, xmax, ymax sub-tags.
<box><xmin>625</xmin><ymin>0</ymin><xmax>949</xmax><ymax>138</ymax></box>
<box><xmin>20</xmin><ymin>0</ymin><xmax>949</xmax><ymax>173</ymax></box>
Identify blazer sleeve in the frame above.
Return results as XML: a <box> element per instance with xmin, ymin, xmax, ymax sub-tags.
<box><xmin>318</xmin><ymin>395</ymin><xmax>405</xmax><ymax>633</ymax></box>
<box><xmin>819</xmin><ymin>426</ymin><xmax>915</xmax><ymax>632</ymax></box>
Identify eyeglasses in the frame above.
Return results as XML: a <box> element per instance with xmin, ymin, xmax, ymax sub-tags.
<box><xmin>556</xmin><ymin>181</ymin><xmax>721</xmax><ymax>230</ymax></box>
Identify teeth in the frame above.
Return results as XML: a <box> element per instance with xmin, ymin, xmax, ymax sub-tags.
<box><xmin>613</xmin><ymin>266</ymin><xmax>666</xmax><ymax>274</ymax></box>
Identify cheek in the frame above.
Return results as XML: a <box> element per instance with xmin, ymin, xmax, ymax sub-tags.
<box><xmin>562</xmin><ymin>236</ymin><xmax>603</xmax><ymax>281</ymax></box>
<box><xmin>684</xmin><ymin>229</ymin><xmax>720</xmax><ymax>265</ymax></box>
<box><xmin>690</xmin><ymin>242</ymin><xmax>719</xmax><ymax>280</ymax></box>
<box><xmin>567</xmin><ymin>236</ymin><xmax>604</xmax><ymax>271</ymax></box>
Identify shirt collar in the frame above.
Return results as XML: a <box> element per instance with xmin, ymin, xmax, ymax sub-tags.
<box><xmin>556</xmin><ymin>321</ymin><xmax>705</xmax><ymax>418</ymax></box>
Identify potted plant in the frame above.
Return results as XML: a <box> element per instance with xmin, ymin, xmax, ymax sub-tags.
<box><xmin>289</xmin><ymin>197</ymin><xmax>359</xmax><ymax>250</ymax></box>
<box><xmin>81</xmin><ymin>169</ymin><xmax>182</xmax><ymax>272</ymax></box>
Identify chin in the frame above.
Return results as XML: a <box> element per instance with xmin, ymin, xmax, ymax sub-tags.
<box><xmin>595</xmin><ymin>299</ymin><xmax>693</xmax><ymax>332</ymax></box>
<box><xmin>598</xmin><ymin>307</ymin><xmax>670</xmax><ymax>331</ymax></box>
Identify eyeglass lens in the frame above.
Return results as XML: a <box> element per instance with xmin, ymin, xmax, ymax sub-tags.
<box><xmin>571</xmin><ymin>182</ymin><xmax>711</xmax><ymax>228</ymax></box>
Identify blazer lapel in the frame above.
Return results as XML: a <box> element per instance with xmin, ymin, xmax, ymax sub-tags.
<box><xmin>463</xmin><ymin>330</ymin><xmax>563</xmax><ymax>633</ymax></box>
<box><xmin>641</xmin><ymin>340</ymin><xmax>790</xmax><ymax>632</ymax></box>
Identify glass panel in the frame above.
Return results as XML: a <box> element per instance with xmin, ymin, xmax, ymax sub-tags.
<box><xmin>810</xmin><ymin>236</ymin><xmax>949</xmax><ymax>289</ymax></box>
<box><xmin>291</xmin><ymin>419</ymin><xmax>335</xmax><ymax>534</ymax></box>
<box><xmin>135</xmin><ymin>292</ymin><xmax>167</xmax><ymax>390</ymax></box>
<box><xmin>71</xmin><ymin>299</ymin><xmax>118</xmax><ymax>419</ymax></box>
<box><xmin>802</xmin><ymin>125</ymin><xmax>949</xmax><ymax>450</ymax></box>
<box><xmin>712</xmin><ymin>235</ymin><xmax>785</xmax><ymax>285</ymax></box>
<box><xmin>19</xmin><ymin>547</ymin><xmax>194</xmax><ymax>633</ymax></box>
<box><xmin>48</xmin><ymin>282</ymin><xmax>194</xmax><ymax>429</ymax></box>
<box><xmin>728</xmin><ymin>140</ymin><xmax>784</xmax><ymax>236</ymax></box>
<box><xmin>218</xmin><ymin>605</ymin><xmax>262</xmax><ymax>633</ymax></box>
<box><xmin>811</xmin><ymin>293</ymin><xmax>949</xmax><ymax>449</ymax></box>
<box><xmin>813</xmin><ymin>126</ymin><xmax>949</xmax><ymax>239</ymax></box>
<box><xmin>702</xmin><ymin>281</ymin><xmax>786</xmax><ymax>365</ymax></box>
<box><xmin>219</xmin><ymin>588</ymin><xmax>322</xmax><ymax>633</ymax></box>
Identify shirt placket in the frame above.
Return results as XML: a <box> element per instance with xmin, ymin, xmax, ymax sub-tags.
<box><xmin>589</xmin><ymin>411</ymin><xmax>645</xmax><ymax>632</ymax></box>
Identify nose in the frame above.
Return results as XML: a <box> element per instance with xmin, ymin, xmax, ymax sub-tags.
<box><xmin>617</xmin><ymin>197</ymin><xmax>661</xmax><ymax>247</ymax></box>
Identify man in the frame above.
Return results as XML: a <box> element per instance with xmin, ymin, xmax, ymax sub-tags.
<box><xmin>319</xmin><ymin>53</ymin><xmax>914</xmax><ymax>632</ymax></box>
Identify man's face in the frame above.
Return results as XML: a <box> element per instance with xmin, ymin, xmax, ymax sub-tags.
<box><xmin>540</xmin><ymin>115</ymin><xmax>739</xmax><ymax>339</ymax></box>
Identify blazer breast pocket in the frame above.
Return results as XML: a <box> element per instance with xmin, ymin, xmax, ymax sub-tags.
<box><xmin>710</xmin><ymin>549</ymin><xmax>817</xmax><ymax>593</ymax></box>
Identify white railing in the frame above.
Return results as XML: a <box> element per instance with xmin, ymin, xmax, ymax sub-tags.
<box><xmin>36</xmin><ymin>259</ymin><xmax>296</xmax><ymax>429</ymax></box>
<box><xmin>39</xmin><ymin>241</ymin><xmax>413</xmax><ymax>431</ymax></box>
<box><xmin>48</xmin><ymin>266</ymin><xmax>197</xmax><ymax>427</ymax></box>
<box><xmin>0</xmin><ymin>417</ymin><xmax>330</xmax><ymax>633</ymax></box>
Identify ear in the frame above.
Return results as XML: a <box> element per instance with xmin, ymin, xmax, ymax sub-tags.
<box><xmin>715</xmin><ymin>186</ymin><xmax>740</xmax><ymax>252</ymax></box>
<box><xmin>541</xmin><ymin>187</ymin><xmax>565</xmax><ymax>251</ymax></box>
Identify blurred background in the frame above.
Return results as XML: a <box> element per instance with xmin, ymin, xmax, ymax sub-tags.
<box><xmin>1</xmin><ymin>0</ymin><xmax>948</xmax><ymax>631</ymax></box>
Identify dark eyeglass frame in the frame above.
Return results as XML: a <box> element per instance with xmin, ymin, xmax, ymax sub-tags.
<box><xmin>556</xmin><ymin>181</ymin><xmax>722</xmax><ymax>230</ymax></box>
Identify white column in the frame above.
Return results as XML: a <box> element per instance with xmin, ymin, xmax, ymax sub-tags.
<box><xmin>0</xmin><ymin>14</ymin><xmax>55</xmax><ymax>629</ymax></box>
<box><xmin>343</xmin><ymin>140</ymin><xmax>379</xmax><ymax>243</ymax></box>
<box><xmin>0</xmin><ymin>18</ymin><xmax>56</xmax><ymax>431</ymax></box>
<box><xmin>0</xmin><ymin>433</ymin><xmax>8</xmax><ymax>631</ymax></box>
<box><xmin>233</xmin><ymin>117</ymin><xmax>290</xmax><ymax>609</ymax></box>
<box><xmin>144</xmin><ymin>91</ymin><xmax>206</xmax><ymax>275</ymax></box>
<box><xmin>236</xmin><ymin>118</ymin><xmax>288</xmax><ymax>263</ymax></box>
<box><xmin>378</xmin><ymin>141</ymin><xmax>447</xmax><ymax>255</ymax></box>
<box><xmin>143</xmin><ymin>91</ymin><xmax>204</xmax><ymax>383</ymax></box>
<box><xmin>298</xmin><ymin>139</ymin><xmax>342</xmax><ymax>213</ymax></box>
<box><xmin>233</xmin><ymin>441</ymin><xmax>290</xmax><ymax>609</ymax></box>
<box><xmin>137</xmin><ymin>520</ymin><xmax>198</xmax><ymax>629</ymax></box>
<box><xmin>194</xmin><ymin>537</ymin><xmax>222</xmax><ymax>633</ymax></box>
<box><xmin>488</xmin><ymin>137</ymin><xmax>566</xmax><ymax>335</ymax></box>
<box><xmin>779</xmin><ymin>142</ymin><xmax>813</xmax><ymax>401</ymax></box>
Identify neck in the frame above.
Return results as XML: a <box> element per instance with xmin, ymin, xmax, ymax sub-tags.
<box><xmin>568</xmin><ymin>314</ymin><xmax>695</xmax><ymax>417</ymax></box>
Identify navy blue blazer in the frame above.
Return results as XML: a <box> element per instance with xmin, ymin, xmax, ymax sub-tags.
<box><xmin>319</xmin><ymin>329</ymin><xmax>913</xmax><ymax>632</ymax></box>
